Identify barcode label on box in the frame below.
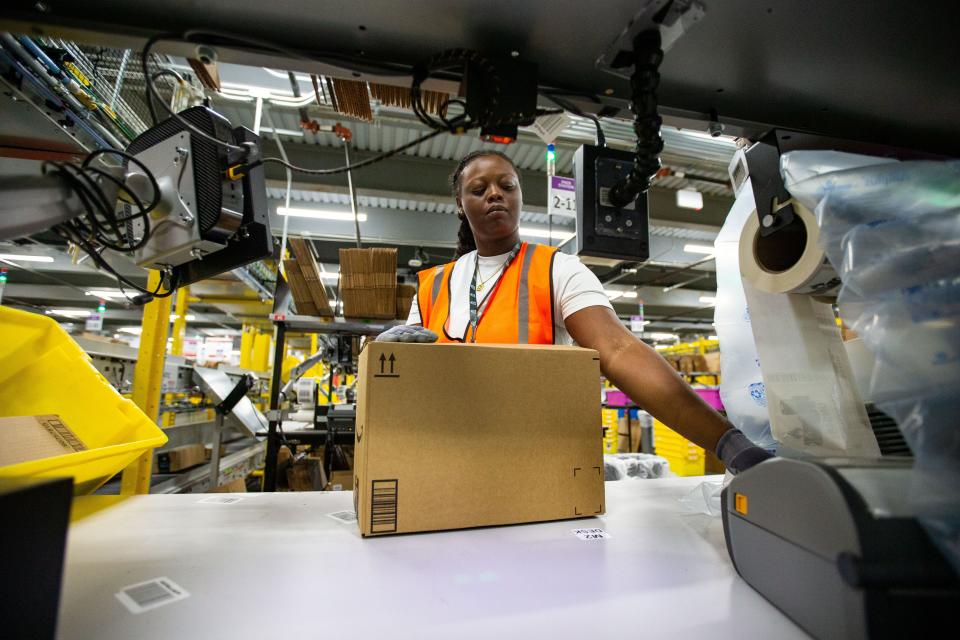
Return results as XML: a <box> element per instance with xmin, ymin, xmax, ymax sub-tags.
<box><xmin>40</xmin><ymin>415</ymin><xmax>86</xmax><ymax>452</ymax></box>
<box><xmin>197</xmin><ymin>496</ymin><xmax>244</xmax><ymax>504</ymax></box>
<box><xmin>370</xmin><ymin>479</ymin><xmax>398</xmax><ymax>533</ymax></box>
<box><xmin>572</xmin><ymin>528</ymin><xmax>611</xmax><ymax>540</ymax></box>
<box><xmin>327</xmin><ymin>510</ymin><xmax>358</xmax><ymax>524</ymax></box>
<box><xmin>115</xmin><ymin>577</ymin><xmax>189</xmax><ymax>614</ymax></box>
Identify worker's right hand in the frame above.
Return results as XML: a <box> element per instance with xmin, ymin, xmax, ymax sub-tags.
<box><xmin>376</xmin><ymin>324</ymin><xmax>438</xmax><ymax>343</ymax></box>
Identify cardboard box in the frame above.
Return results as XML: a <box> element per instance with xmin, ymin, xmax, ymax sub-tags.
<box><xmin>702</xmin><ymin>351</ymin><xmax>721</xmax><ymax>374</ymax></box>
<box><xmin>204</xmin><ymin>444</ymin><xmax>227</xmax><ymax>460</ymax></box>
<box><xmin>211</xmin><ymin>477</ymin><xmax>247</xmax><ymax>492</ymax></box>
<box><xmin>0</xmin><ymin>415</ymin><xmax>86</xmax><ymax>467</ymax></box>
<box><xmin>326</xmin><ymin>470</ymin><xmax>354</xmax><ymax>491</ymax></box>
<box><xmin>286</xmin><ymin>456</ymin><xmax>326</xmax><ymax>491</ymax></box>
<box><xmin>155</xmin><ymin>444</ymin><xmax>206</xmax><ymax>473</ymax></box>
<box><xmin>616</xmin><ymin>414</ymin><xmax>644</xmax><ymax>453</ymax></box>
<box><xmin>355</xmin><ymin>343</ymin><xmax>605</xmax><ymax>536</ymax></box>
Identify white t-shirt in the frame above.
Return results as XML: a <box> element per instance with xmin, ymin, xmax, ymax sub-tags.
<box><xmin>407</xmin><ymin>248</ymin><xmax>612</xmax><ymax>345</ymax></box>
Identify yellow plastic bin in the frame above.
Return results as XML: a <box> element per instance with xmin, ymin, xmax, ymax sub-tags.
<box><xmin>653</xmin><ymin>420</ymin><xmax>706</xmax><ymax>477</ymax></box>
<box><xmin>0</xmin><ymin>306</ymin><xmax>167</xmax><ymax>494</ymax></box>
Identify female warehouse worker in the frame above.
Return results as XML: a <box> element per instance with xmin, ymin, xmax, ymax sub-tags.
<box><xmin>378</xmin><ymin>150</ymin><xmax>771</xmax><ymax>474</ymax></box>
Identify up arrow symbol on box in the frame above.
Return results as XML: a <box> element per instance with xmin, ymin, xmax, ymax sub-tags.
<box><xmin>388</xmin><ymin>353</ymin><xmax>396</xmax><ymax>373</ymax></box>
<box><xmin>379</xmin><ymin>353</ymin><xmax>386</xmax><ymax>373</ymax></box>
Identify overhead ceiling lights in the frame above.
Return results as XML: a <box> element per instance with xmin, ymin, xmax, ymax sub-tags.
<box><xmin>277</xmin><ymin>207</ymin><xmax>368</xmax><ymax>222</ymax></box>
<box><xmin>518</xmin><ymin>227</ymin><xmax>575</xmax><ymax>241</ymax></box>
<box><xmin>699</xmin><ymin>296</ymin><xmax>716</xmax><ymax>305</ymax></box>
<box><xmin>605</xmin><ymin>289</ymin><xmax>638</xmax><ymax>300</ymax></box>
<box><xmin>201</xmin><ymin>328</ymin><xmax>242</xmax><ymax>336</ymax></box>
<box><xmin>676</xmin><ymin>189</ymin><xmax>704</xmax><ymax>210</ymax></box>
<box><xmin>648</xmin><ymin>332</ymin><xmax>679</xmax><ymax>341</ymax></box>
<box><xmin>683</xmin><ymin>243</ymin><xmax>715</xmax><ymax>255</ymax></box>
<box><xmin>0</xmin><ymin>253</ymin><xmax>55</xmax><ymax>263</ymax></box>
<box><xmin>169</xmin><ymin>314</ymin><xmax>196</xmax><ymax>322</ymax></box>
<box><xmin>45</xmin><ymin>309</ymin><xmax>91</xmax><ymax>318</ymax></box>
<box><xmin>85</xmin><ymin>289</ymin><xmax>133</xmax><ymax>300</ymax></box>
<box><xmin>408</xmin><ymin>247</ymin><xmax>429</xmax><ymax>268</ymax></box>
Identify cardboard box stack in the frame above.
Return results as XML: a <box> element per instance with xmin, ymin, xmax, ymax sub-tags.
<box><xmin>285</xmin><ymin>238</ymin><xmax>333</xmax><ymax>317</ymax></box>
<box><xmin>339</xmin><ymin>248</ymin><xmax>397</xmax><ymax>319</ymax></box>
<box><xmin>396</xmin><ymin>283</ymin><xmax>416</xmax><ymax>321</ymax></box>
<box><xmin>354</xmin><ymin>343</ymin><xmax>605</xmax><ymax>537</ymax></box>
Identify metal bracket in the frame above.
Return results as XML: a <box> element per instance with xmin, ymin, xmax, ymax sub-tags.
<box><xmin>597</xmin><ymin>0</ymin><xmax>706</xmax><ymax>76</ymax></box>
<box><xmin>745</xmin><ymin>132</ymin><xmax>797</xmax><ymax>237</ymax></box>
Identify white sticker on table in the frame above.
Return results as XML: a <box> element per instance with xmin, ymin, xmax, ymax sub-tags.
<box><xmin>328</xmin><ymin>509</ymin><xmax>358</xmax><ymax>524</ymax></box>
<box><xmin>572</xmin><ymin>528</ymin><xmax>611</xmax><ymax>540</ymax></box>
<box><xmin>197</xmin><ymin>495</ymin><xmax>245</xmax><ymax>504</ymax></box>
<box><xmin>115</xmin><ymin>577</ymin><xmax>190</xmax><ymax>614</ymax></box>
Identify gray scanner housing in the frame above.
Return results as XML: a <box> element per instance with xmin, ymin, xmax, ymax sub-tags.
<box><xmin>722</xmin><ymin>458</ymin><xmax>958</xmax><ymax>639</ymax></box>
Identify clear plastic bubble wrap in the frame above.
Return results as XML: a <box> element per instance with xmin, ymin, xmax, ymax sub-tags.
<box><xmin>782</xmin><ymin>151</ymin><xmax>960</xmax><ymax>572</ymax></box>
<box><xmin>603</xmin><ymin>453</ymin><xmax>670</xmax><ymax>481</ymax></box>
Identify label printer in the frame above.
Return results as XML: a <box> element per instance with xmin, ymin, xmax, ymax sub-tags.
<box><xmin>722</xmin><ymin>457</ymin><xmax>959</xmax><ymax>639</ymax></box>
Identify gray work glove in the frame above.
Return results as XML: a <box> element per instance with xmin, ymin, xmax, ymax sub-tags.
<box><xmin>376</xmin><ymin>324</ymin><xmax>438</xmax><ymax>343</ymax></box>
<box><xmin>716</xmin><ymin>428</ymin><xmax>774</xmax><ymax>474</ymax></box>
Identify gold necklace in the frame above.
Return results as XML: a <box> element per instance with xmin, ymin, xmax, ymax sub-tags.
<box><xmin>475</xmin><ymin>259</ymin><xmax>507</xmax><ymax>292</ymax></box>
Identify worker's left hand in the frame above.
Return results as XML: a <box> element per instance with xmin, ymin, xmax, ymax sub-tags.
<box><xmin>376</xmin><ymin>324</ymin><xmax>438</xmax><ymax>343</ymax></box>
<box><xmin>715</xmin><ymin>428</ymin><xmax>774</xmax><ymax>474</ymax></box>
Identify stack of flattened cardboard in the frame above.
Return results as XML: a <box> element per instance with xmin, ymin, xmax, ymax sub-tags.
<box><xmin>285</xmin><ymin>238</ymin><xmax>333</xmax><ymax>317</ymax></box>
<box><xmin>396</xmin><ymin>284</ymin><xmax>416</xmax><ymax>321</ymax></box>
<box><xmin>339</xmin><ymin>248</ymin><xmax>397</xmax><ymax>319</ymax></box>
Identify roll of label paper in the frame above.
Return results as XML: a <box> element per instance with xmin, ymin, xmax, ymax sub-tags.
<box><xmin>738</xmin><ymin>201</ymin><xmax>842</xmax><ymax>297</ymax></box>
<box><xmin>724</xmin><ymin>190</ymin><xmax>880</xmax><ymax>457</ymax></box>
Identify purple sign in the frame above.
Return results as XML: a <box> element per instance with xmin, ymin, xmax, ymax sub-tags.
<box><xmin>549</xmin><ymin>176</ymin><xmax>577</xmax><ymax>217</ymax></box>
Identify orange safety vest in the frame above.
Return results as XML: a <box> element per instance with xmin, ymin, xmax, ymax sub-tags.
<box><xmin>417</xmin><ymin>242</ymin><xmax>558</xmax><ymax>344</ymax></box>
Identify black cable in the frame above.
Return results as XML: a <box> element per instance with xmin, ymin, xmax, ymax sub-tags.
<box><xmin>83</xmin><ymin>148</ymin><xmax>162</xmax><ymax>214</ymax></box>
<box><xmin>257</xmin><ymin>127</ymin><xmax>446</xmax><ymax>175</ymax></box>
<box><xmin>410</xmin><ymin>49</ymin><xmax>499</xmax><ymax>133</ymax></box>
<box><xmin>609</xmin><ymin>30</ymin><xmax>664</xmax><ymax>208</ymax></box>
<box><xmin>40</xmin><ymin>146</ymin><xmax>172</xmax><ymax>302</ymax></box>
<box><xmin>146</xmin><ymin>68</ymin><xmax>187</xmax><ymax>125</ymax></box>
<box><xmin>141</xmin><ymin>34</ymin><xmax>247</xmax><ymax>155</ymax></box>
<box><xmin>542</xmin><ymin>93</ymin><xmax>606</xmax><ymax>147</ymax></box>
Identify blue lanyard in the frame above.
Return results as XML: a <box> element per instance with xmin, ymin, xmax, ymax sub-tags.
<box><xmin>468</xmin><ymin>242</ymin><xmax>522</xmax><ymax>342</ymax></box>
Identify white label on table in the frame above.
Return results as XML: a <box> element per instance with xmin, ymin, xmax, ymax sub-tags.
<box><xmin>571</xmin><ymin>527</ymin><xmax>611</xmax><ymax>540</ymax></box>
<box><xmin>197</xmin><ymin>495</ymin><xmax>245</xmax><ymax>504</ymax></box>
<box><xmin>115</xmin><ymin>577</ymin><xmax>190</xmax><ymax>614</ymax></box>
<box><xmin>327</xmin><ymin>509</ymin><xmax>358</xmax><ymax>524</ymax></box>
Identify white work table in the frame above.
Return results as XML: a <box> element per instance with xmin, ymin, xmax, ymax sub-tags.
<box><xmin>59</xmin><ymin>478</ymin><xmax>807</xmax><ymax>639</ymax></box>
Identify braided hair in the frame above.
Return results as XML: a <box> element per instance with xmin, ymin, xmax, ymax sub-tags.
<box><xmin>450</xmin><ymin>149</ymin><xmax>519</xmax><ymax>258</ymax></box>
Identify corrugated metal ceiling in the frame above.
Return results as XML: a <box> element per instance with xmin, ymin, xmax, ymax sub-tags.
<box><xmin>265</xmin><ymin>187</ymin><xmax>719</xmax><ymax>238</ymax></box>
<box><xmin>216</xmin><ymin>100</ymin><xmax>735</xmax><ymax>196</ymax></box>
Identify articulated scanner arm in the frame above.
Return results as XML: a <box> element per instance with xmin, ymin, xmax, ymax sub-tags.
<box><xmin>608</xmin><ymin>30</ymin><xmax>665</xmax><ymax>209</ymax></box>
